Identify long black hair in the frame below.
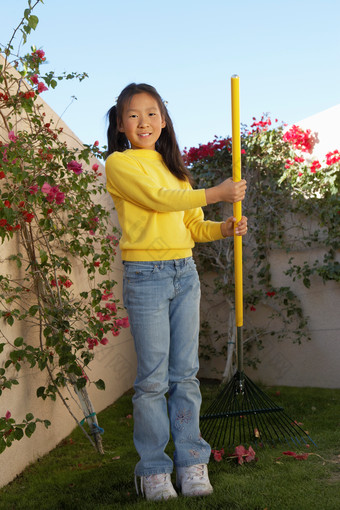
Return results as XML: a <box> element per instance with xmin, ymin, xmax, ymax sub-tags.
<box><xmin>106</xmin><ymin>83</ymin><xmax>192</xmax><ymax>182</ymax></box>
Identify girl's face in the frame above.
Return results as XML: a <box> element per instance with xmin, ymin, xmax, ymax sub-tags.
<box><xmin>119</xmin><ymin>92</ymin><xmax>166</xmax><ymax>150</ymax></box>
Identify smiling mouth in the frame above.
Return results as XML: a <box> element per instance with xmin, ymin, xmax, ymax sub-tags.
<box><xmin>138</xmin><ymin>133</ymin><xmax>151</xmax><ymax>137</ymax></box>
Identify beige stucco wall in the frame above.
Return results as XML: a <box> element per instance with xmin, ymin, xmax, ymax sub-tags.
<box><xmin>198</xmin><ymin>105</ymin><xmax>340</xmax><ymax>389</ymax></box>
<box><xmin>0</xmin><ymin>55</ymin><xmax>136</xmax><ymax>488</ymax></box>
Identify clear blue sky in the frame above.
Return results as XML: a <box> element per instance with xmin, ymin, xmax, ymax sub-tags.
<box><xmin>2</xmin><ymin>0</ymin><xmax>340</xmax><ymax>151</ymax></box>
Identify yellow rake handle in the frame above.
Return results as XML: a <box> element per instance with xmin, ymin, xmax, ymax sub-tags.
<box><xmin>231</xmin><ymin>75</ymin><xmax>243</xmax><ymax>327</ymax></box>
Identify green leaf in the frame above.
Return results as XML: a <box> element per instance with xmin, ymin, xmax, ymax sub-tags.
<box><xmin>36</xmin><ymin>386</ymin><xmax>45</xmax><ymax>398</ymax></box>
<box><xmin>14</xmin><ymin>337</ymin><xmax>24</xmax><ymax>347</ymax></box>
<box><xmin>28</xmin><ymin>305</ymin><xmax>39</xmax><ymax>316</ymax></box>
<box><xmin>14</xmin><ymin>427</ymin><xmax>24</xmax><ymax>441</ymax></box>
<box><xmin>0</xmin><ymin>343</ymin><xmax>5</xmax><ymax>354</ymax></box>
<box><xmin>28</xmin><ymin>15</ymin><xmax>39</xmax><ymax>30</ymax></box>
<box><xmin>25</xmin><ymin>413</ymin><xmax>34</xmax><ymax>422</ymax></box>
<box><xmin>0</xmin><ymin>438</ymin><xmax>6</xmax><ymax>454</ymax></box>
<box><xmin>44</xmin><ymin>420</ymin><xmax>51</xmax><ymax>429</ymax></box>
<box><xmin>25</xmin><ymin>422</ymin><xmax>36</xmax><ymax>438</ymax></box>
<box><xmin>94</xmin><ymin>379</ymin><xmax>105</xmax><ymax>391</ymax></box>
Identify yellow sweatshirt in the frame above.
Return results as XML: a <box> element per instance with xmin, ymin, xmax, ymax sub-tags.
<box><xmin>105</xmin><ymin>149</ymin><xmax>224</xmax><ymax>261</ymax></box>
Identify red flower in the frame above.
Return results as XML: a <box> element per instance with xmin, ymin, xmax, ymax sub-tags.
<box><xmin>0</xmin><ymin>219</ymin><xmax>8</xmax><ymax>227</ymax></box>
<box><xmin>4</xmin><ymin>200</ymin><xmax>11</xmax><ymax>208</ymax></box>
<box><xmin>100</xmin><ymin>337</ymin><xmax>109</xmax><ymax>345</ymax></box>
<box><xmin>32</xmin><ymin>49</ymin><xmax>46</xmax><ymax>61</ymax></box>
<box><xmin>283</xmin><ymin>125</ymin><xmax>315</xmax><ymax>152</ymax></box>
<box><xmin>250</xmin><ymin>305</ymin><xmax>256</xmax><ymax>311</ymax></box>
<box><xmin>94</xmin><ymin>140</ymin><xmax>99</xmax><ymax>146</ymax></box>
<box><xmin>94</xmin><ymin>261</ymin><xmax>100</xmax><ymax>267</ymax></box>
<box><xmin>282</xmin><ymin>451</ymin><xmax>309</xmax><ymax>461</ymax></box>
<box><xmin>266</xmin><ymin>291</ymin><xmax>276</xmax><ymax>297</ymax></box>
<box><xmin>5</xmin><ymin>410</ymin><xmax>11</xmax><ymax>420</ymax></box>
<box><xmin>0</xmin><ymin>171</ymin><xmax>5</xmax><ymax>179</ymax></box>
<box><xmin>325</xmin><ymin>150</ymin><xmax>340</xmax><ymax>165</ymax></box>
<box><xmin>310</xmin><ymin>160</ymin><xmax>321</xmax><ymax>173</ymax></box>
<box><xmin>22</xmin><ymin>211</ymin><xmax>35</xmax><ymax>223</ymax></box>
<box><xmin>29</xmin><ymin>184</ymin><xmax>39</xmax><ymax>195</ymax></box>
<box><xmin>92</xmin><ymin>163</ymin><xmax>99</xmax><ymax>171</ymax></box>
<box><xmin>212</xmin><ymin>448</ymin><xmax>224</xmax><ymax>462</ymax></box>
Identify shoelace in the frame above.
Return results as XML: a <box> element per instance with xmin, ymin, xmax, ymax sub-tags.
<box><xmin>135</xmin><ymin>473</ymin><xmax>172</xmax><ymax>497</ymax></box>
<box><xmin>182</xmin><ymin>464</ymin><xmax>205</xmax><ymax>481</ymax></box>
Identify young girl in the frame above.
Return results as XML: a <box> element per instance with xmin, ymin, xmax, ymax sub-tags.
<box><xmin>105</xmin><ymin>83</ymin><xmax>247</xmax><ymax>501</ymax></box>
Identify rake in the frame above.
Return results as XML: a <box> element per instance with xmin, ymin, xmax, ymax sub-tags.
<box><xmin>200</xmin><ymin>76</ymin><xmax>316</xmax><ymax>449</ymax></box>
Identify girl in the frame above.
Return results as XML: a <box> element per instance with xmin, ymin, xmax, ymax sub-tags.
<box><xmin>105</xmin><ymin>83</ymin><xmax>247</xmax><ymax>501</ymax></box>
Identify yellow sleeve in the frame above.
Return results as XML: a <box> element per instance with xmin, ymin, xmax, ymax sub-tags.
<box><xmin>184</xmin><ymin>204</ymin><xmax>225</xmax><ymax>242</ymax></box>
<box><xmin>105</xmin><ymin>152</ymin><xmax>206</xmax><ymax>212</ymax></box>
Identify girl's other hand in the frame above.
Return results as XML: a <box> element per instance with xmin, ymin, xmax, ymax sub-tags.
<box><xmin>221</xmin><ymin>216</ymin><xmax>248</xmax><ymax>237</ymax></box>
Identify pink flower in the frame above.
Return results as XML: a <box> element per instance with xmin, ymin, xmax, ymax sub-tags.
<box><xmin>94</xmin><ymin>140</ymin><xmax>99</xmax><ymax>146</ymax></box>
<box><xmin>115</xmin><ymin>317</ymin><xmax>129</xmax><ymax>328</ymax></box>
<box><xmin>100</xmin><ymin>337</ymin><xmax>109</xmax><ymax>345</ymax></box>
<box><xmin>232</xmin><ymin>445</ymin><xmax>257</xmax><ymax>465</ymax></box>
<box><xmin>101</xmin><ymin>291</ymin><xmax>113</xmax><ymax>301</ymax></box>
<box><xmin>55</xmin><ymin>191</ymin><xmax>65</xmax><ymax>204</ymax></box>
<box><xmin>212</xmin><ymin>448</ymin><xmax>224</xmax><ymax>462</ymax></box>
<box><xmin>8</xmin><ymin>131</ymin><xmax>18</xmax><ymax>142</ymax></box>
<box><xmin>105</xmin><ymin>302</ymin><xmax>117</xmax><ymax>313</ymax></box>
<box><xmin>111</xmin><ymin>328</ymin><xmax>120</xmax><ymax>337</ymax></box>
<box><xmin>37</xmin><ymin>82</ymin><xmax>48</xmax><ymax>93</ymax></box>
<box><xmin>92</xmin><ymin>163</ymin><xmax>99</xmax><ymax>171</ymax></box>
<box><xmin>41</xmin><ymin>182</ymin><xmax>52</xmax><ymax>194</ymax></box>
<box><xmin>29</xmin><ymin>184</ymin><xmax>39</xmax><ymax>195</ymax></box>
<box><xmin>67</xmin><ymin>160</ymin><xmax>83</xmax><ymax>175</ymax></box>
<box><xmin>31</xmin><ymin>74</ymin><xmax>39</xmax><ymax>85</ymax></box>
<box><xmin>5</xmin><ymin>410</ymin><xmax>11</xmax><ymax>420</ymax></box>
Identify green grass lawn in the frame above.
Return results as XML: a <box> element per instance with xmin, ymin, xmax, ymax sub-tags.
<box><xmin>0</xmin><ymin>382</ymin><xmax>339</xmax><ymax>510</ymax></box>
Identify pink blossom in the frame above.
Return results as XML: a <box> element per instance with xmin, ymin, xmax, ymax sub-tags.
<box><xmin>101</xmin><ymin>291</ymin><xmax>113</xmax><ymax>301</ymax></box>
<box><xmin>8</xmin><ymin>131</ymin><xmax>18</xmax><ymax>143</ymax></box>
<box><xmin>92</xmin><ymin>163</ymin><xmax>99</xmax><ymax>171</ymax></box>
<box><xmin>87</xmin><ymin>337</ymin><xmax>99</xmax><ymax>350</ymax></box>
<box><xmin>31</xmin><ymin>74</ymin><xmax>39</xmax><ymax>85</ymax></box>
<box><xmin>67</xmin><ymin>160</ymin><xmax>83</xmax><ymax>175</ymax></box>
<box><xmin>89</xmin><ymin>230</ymin><xmax>95</xmax><ymax>235</ymax></box>
<box><xmin>105</xmin><ymin>302</ymin><xmax>117</xmax><ymax>313</ymax></box>
<box><xmin>100</xmin><ymin>337</ymin><xmax>109</xmax><ymax>345</ymax></box>
<box><xmin>5</xmin><ymin>410</ymin><xmax>11</xmax><ymax>420</ymax></box>
<box><xmin>55</xmin><ymin>191</ymin><xmax>65</xmax><ymax>204</ymax></box>
<box><xmin>115</xmin><ymin>317</ymin><xmax>129</xmax><ymax>328</ymax></box>
<box><xmin>37</xmin><ymin>82</ymin><xmax>48</xmax><ymax>93</ymax></box>
<box><xmin>29</xmin><ymin>184</ymin><xmax>39</xmax><ymax>195</ymax></box>
<box><xmin>94</xmin><ymin>140</ymin><xmax>99</xmax><ymax>146</ymax></box>
<box><xmin>111</xmin><ymin>328</ymin><xmax>120</xmax><ymax>337</ymax></box>
<box><xmin>41</xmin><ymin>182</ymin><xmax>52</xmax><ymax>194</ymax></box>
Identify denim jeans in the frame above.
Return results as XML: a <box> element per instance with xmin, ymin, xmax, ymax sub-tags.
<box><xmin>123</xmin><ymin>257</ymin><xmax>211</xmax><ymax>476</ymax></box>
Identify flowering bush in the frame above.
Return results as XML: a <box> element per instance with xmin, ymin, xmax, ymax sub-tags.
<box><xmin>188</xmin><ymin>114</ymin><xmax>339</xmax><ymax>375</ymax></box>
<box><xmin>0</xmin><ymin>2</ymin><xmax>128</xmax><ymax>454</ymax></box>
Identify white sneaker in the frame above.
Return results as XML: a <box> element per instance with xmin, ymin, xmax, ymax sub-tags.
<box><xmin>137</xmin><ymin>473</ymin><xmax>177</xmax><ymax>500</ymax></box>
<box><xmin>176</xmin><ymin>463</ymin><xmax>213</xmax><ymax>497</ymax></box>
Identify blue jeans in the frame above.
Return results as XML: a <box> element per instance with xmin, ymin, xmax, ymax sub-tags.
<box><xmin>123</xmin><ymin>257</ymin><xmax>211</xmax><ymax>476</ymax></box>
